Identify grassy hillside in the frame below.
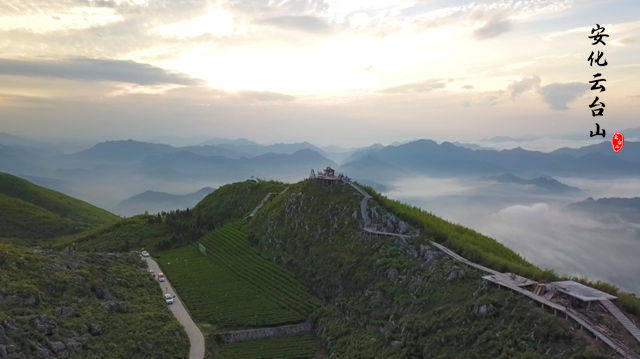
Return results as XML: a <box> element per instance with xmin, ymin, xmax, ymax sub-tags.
<box><xmin>0</xmin><ymin>242</ymin><xmax>188</xmax><ymax>358</ymax></box>
<box><xmin>0</xmin><ymin>172</ymin><xmax>118</xmax><ymax>239</ymax></box>
<box><xmin>155</xmin><ymin>222</ymin><xmax>320</xmax><ymax>358</ymax></box>
<box><xmin>360</xmin><ymin>184</ymin><xmax>640</xmax><ymax>319</ymax></box>
<box><xmin>359</xmin><ymin>183</ymin><xmax>552</xmax><ymax>281</ymax></box>
<box><xmin>247</xmin><ymin>179</ymin><xmax>614</xmax><ymax>358</ymax></box>
<box><xmin>60</xmin><ymin>177</ymin><xmax>639</xmax><ymax>357</ymax></box>
<box><xmin>193</xmin><ymin>180</ymin><xmax>287</xmax><ymax>230</ymax></box>
<box><xmin>65</xmin><ymin>180</ymin><xmax>287</xmax><ymax>252</ymax></box>
<box><xmin>65</xmin><ymin>212</ymin><xmax>197</xmax><ymax>253</ymax></box>
<box><xmin>157</xmin><ymin>223</ymin><xmax>318</xmax><ymax>330</ymax></box>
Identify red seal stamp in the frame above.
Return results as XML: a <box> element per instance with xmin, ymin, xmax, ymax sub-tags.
<box><xmin>611</xmin><ymin>132</ymin><xmax>624</xmax><ymax>153</ymax></box>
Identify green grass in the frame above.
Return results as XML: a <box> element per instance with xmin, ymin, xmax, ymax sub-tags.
<box><xmin>193</xmin><ymin>180</ymin><xmax>287</xmax><ymax>230</ymax></box>
<box><xmin>359</xmin><ymin>183</ymin><xmax>557</xmax><ymax>282</ymax></box>
<box><xmin>359</xmin><ymin>183</ymin><xmax>640</xmax><ymax>318</ymax></box>
<box><xmin>0</xmin><ymin>193</ymin><xmax>82</xmax><ymax>239</ymax></box>
<box><xmin>246</xmin><ymin>180</ymin><xmax>614</xmax><ymax>358</ymax></box>
<box><xmin>156</xmin><ymin>223</ymin><xmax>319</xmax><ymax>330</ymax></box>
<box><xmin>0</xmin><ymin>242</ymin><xmax>188</xmax><ymax>358</ymax></box>
<box><xmin>0</xmin><ymin>172</ymin><xmax>118</xmax><ymax>239</ymax></box>
<box><xmin>64</xmin><ymin>215</ymin><xmax>175</xmax><ymax>252</ymax></box>
<box><xmin>217</xmin><ymin>334</ymin><xmax>318</xmax><ymax>359</ymax></box>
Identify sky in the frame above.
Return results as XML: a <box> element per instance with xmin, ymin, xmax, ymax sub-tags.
<box><xmin>0</xmin><ymin>0</ymin><xmax>638</xmax><ymax>146</ymax></box>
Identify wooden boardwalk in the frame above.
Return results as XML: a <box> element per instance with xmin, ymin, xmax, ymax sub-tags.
<box><xmin>430</xmin><ymin>241</ymin><xmax>500</xmax><ymax>275</ymax></box>
<box><xmin>346</xmin><ymin>179</ymin><xmax>638</xmax><ymax>358</ymax></box>
<box><xmin>601</xmin><ymin>299</ymin><xmax>640</xmax><ymax>344</ymax></box>
<box><xmin>349</xmin><ymin>182</ymin><xmax>414</xmax><ymax>240</ymax></box>
<box><xmin>433</xmin><ymin>241</ymin><xmax>639</xmax><ymax>358</ymax></box>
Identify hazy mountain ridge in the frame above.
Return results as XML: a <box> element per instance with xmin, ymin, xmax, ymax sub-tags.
<box><xmin>1</xmin><ymin>133</ymin><xmax>638</xmax><ymax>212</ymax></box>
<box><xmin>489</xmin><ymin>173</ymin><xmax>581</xmax><ymax>193</ymax></box>
<box><xmin>567</xmin><ymin>197</ymin><xmax>640</xmax><ymax>223</ymax></box>
<box><xmin>0</xmin><ymin>137</ymin><xmax>335</xmax><ymax>209</ymax></box>
<box><xmin>342</xmin><ymin>139</ymin><xmax>640</xmax><ymax>181</ymax></box>
<box><xmin>113</xmin><ymin>187</ymin><xmax>215</xmax><ymax>217</ymax></box>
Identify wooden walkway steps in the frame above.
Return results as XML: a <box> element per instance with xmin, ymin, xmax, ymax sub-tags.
<box><xmin>483</xmin><ymin>275</ymin><xmax>639</xmax><ymax>359</ymax></box>
<box><xmin>432</xmin><ymin>240</ymin><xmax>638</xmax><ymax>358</ymax></box>
<box><xmin>430</xmin><ymin>241</ymin><xmax>500</xmax><ymax>275</ymax></box>
<box><xmin>601</xmin><ymin>299</ymin><xmax>640</xmax><ymax>344</ymax></box>
<box><xmin>349</xmin><ymin>182</ymin><xmax>413</xmax><ymax>239</ymax></box>
<box><xmin>346</xmin><ymin>179</ymin><xmax>638</xmax><ymax>357</ymax></box>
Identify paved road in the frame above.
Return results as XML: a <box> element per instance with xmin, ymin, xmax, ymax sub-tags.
<box><xmin>144</xmin><ymin>257</ymin><xmax>205</xmax><ymax>359</ymax></box>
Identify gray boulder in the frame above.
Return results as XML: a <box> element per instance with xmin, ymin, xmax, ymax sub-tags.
<box><xmin>101</xmin><ymin>300</ymin><xmax>128</xmax><ymax>313</ymax></box>
<box><xmin>33</xmin><ymin>316</ymin><xmax>57</xmax><ymax>336</ymax></box>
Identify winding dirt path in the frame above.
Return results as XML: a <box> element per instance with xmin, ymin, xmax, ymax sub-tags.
<box><xmin>144</xmin><ymin>257</ymin><xmax>205</xmax><ymax>359</ymax></box>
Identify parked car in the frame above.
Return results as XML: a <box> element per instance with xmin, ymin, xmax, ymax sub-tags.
<box><xmin>158</xmin><ymin>272</ymin><xmax>165</xmax><ymax>282</ymax></box>
<box><xmin>141</xmin><ymin>250</ymin><xmax>150</xmax><ymax>257</ymax></box>
<box><xmin>164</xmin><ymin>293</ymin><xmax>175</xmax><ymax>305</ymax></box>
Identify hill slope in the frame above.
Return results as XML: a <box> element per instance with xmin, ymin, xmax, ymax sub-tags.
<box><xmin>0</xmin><ymin>243</ymin><xmax>188</xmax><ymax>358</ymax></box>
<box><xmin>246</xmin><ymin>179</ymin><xmax>621</xmax><ymax>358</ymax></box>
<box><xmin>66</xmin><ymin>178</ymin><xmax>640</xmax><ymax>358</ymax></box>
<box><xmin>0</xmin><ymin>172</ymin><xmax>118</xmax><ymax>239</ymax></box>
<box><xmin>193</xmin><ymin>180</ymin><xmax>287</xmax><ymax>230</ymax></box>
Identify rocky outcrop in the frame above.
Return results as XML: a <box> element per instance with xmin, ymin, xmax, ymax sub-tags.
<box><xmin>101</xmin><ymin>300</ymin><xmax>128</xmax><ymax>313</ymax></box>
<box><xmin>33</xmin><ymin>316</ymin><xmax>57</xmax><ymax>336</ymax></box>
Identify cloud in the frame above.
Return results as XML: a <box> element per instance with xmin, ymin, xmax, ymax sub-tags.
<box><xmin>474</xmin><ymin>18</ymin><xmax>512</xmax><ymax>39</ymax></box>
<box><xmin>507</xmin><ymin>75</ymin><xmax>541</xmax><ymax>99</ymax></box>
<box><xmin>235</xmin><ymin>91</ymin><xmax>295</xmax><ymax>102</ymax></box>
<box><xmin>380</xmin><ymin>79</ymin><xmax>448</xmax><ymax>94</ymax></box>
<box><xmin>0</xmin><ymin>4</ymin><xmax>124</xmax><ymax>33</ymax></box>
<box><xmin>539</xmin><ymin>82</ymin><xmax>587</xmax><ymax>110</ymax></box>
<box><xmin>0</xmin><ymin>58</ymin><xmax>200</xmax><ymax>85</ymax></box>
<box><xmin>259</xmin><ymin>15</ymin><xmax>331</xmax><ymax>32</ymax></box>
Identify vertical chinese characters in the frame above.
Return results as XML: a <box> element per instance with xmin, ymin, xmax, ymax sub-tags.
<box><xmin>587</xmin><ymin>24</ymin><xmax>609</xmax><ymax>138</ymax></box>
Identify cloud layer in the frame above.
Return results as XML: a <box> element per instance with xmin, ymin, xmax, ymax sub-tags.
<box><xmin>0</xmin><ymin>58</ymin><xmax>199</xmax><ymax>85</ymax></box>
<box><xmin>0</xmin><ymin>0</ymin><xmax>638</xmax><ymax>144</ymax></box>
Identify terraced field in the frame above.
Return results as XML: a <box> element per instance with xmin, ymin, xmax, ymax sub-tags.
<box><xmin>157</xmin><ymin>223</ymin><xmax>320</xmax><ymax>329</ymax></box>
<box><xmin>218</xmin><ymin>334</ymin><xmax>318</xmax><ymax>359</ymax></box>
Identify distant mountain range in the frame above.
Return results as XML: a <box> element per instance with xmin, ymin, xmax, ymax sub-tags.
<box><xmin>488</xmin><ymin>173</ymin><xmax>581</xmax><ymax>194</ymax></box>
<box><xmin>1</xmin><ymin>133</ymin><xmax>638</xmax><ymax>209</ymax></box>
<box><xmin>0</xmin><ymin>138</ymin><xmax>336</xmax><ymax>209</ymax></box>
<box><xmin>113</xmin><ymin>187</ymin><xmax>215</xmax><ymax>217</ymax></box>
<box><xmin>567</xmin><ymin>197</ymin><xmax>640</xmax><ymax>223</ymax></box>
<box><xmin>340</xmin><ymin>139</ymin><xmax>640</xmax><ymax>181</ymax></box>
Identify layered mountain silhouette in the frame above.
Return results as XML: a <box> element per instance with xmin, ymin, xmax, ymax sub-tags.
<box><xmin>488</xmin><ymin>173</ymin><xmax>581</xmax><ymax>194</ymax></box>
<box><xmin>113</xmin><ymin>187</ymin><xmax>215</xmax><ymax>216</ymax></box>
<box><xmin>340</xmin><ymin>139</ymin><xmax>640</xmax><ymax>180</ymax></box>
<box><xmin>1</xmin><ymin>134</ymin><xmax>637</xmax><ymax>210</ymax></box>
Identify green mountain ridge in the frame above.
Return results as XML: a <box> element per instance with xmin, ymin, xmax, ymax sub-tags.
<box><xmin>0</xmin><ymin>172</ymin><xmax>118</xmax><ymax>240</ymax></box>
<box><xmin>8</xmin><ymin>177</ymin><xmax>640</xmax><ymax>358</ymax></box>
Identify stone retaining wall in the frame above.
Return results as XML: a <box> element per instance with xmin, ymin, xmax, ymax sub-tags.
<box><xmin>216</xmin><ymin>322</ymin><xmax>312</xmax><ymax>343</ymax></box>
